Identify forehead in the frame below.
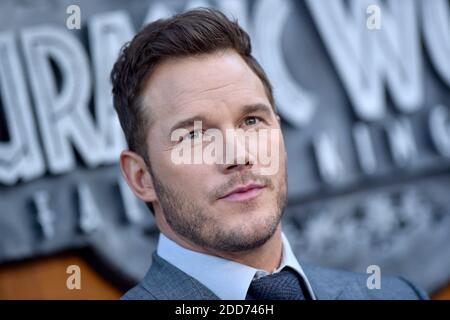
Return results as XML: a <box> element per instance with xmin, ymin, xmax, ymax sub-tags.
<box><xmin>141</xmin><ymin>50</ymin><xmax>269</xmax><ymax>126</ymax></box>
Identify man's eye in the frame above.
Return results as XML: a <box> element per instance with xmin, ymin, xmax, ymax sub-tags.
<box><xmin>186</xmin><ymin>130</ymin><xmax>202</xmax><ymax>140</ymax></box>
<box><xmin>244</xmin><ymin>116</ymin><xmax>261</xmax><ymax>126</ymax></box>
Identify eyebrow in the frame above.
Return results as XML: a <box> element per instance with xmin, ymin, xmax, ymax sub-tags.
<box><xmin>240</xmin><ymin>103</ymin><xmax>273</xmax><ymax>118</ymax></box>
<box><xmin>169</xmin><ymin>114</ymin><xmax>211</xmax><ymax>135</ymax></box>
<box><xmin>169</xmin><ymin>103</ymin><xmax>273</xmax><ymax>134</ymax></box>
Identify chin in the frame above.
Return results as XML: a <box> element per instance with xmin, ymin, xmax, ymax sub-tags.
<box><xmin>232</xmin><ymin>212</ymin><xmax>279</xmax><ymax>234</ymax></box>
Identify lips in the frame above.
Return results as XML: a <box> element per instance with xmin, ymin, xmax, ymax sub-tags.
<box><xmin>219</xmin><ymin>183</ymin><xmax>266</xmax><ymax>202</ymax></box>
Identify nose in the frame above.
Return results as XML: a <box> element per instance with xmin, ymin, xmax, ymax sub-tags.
<box><xmin>223</xmin><ymin>158</ymin><xmax>254</xmax><ymax>173</ymax></box>
<box><xmin>219</xmin><ymin>129</ymin><xmax>257</xmax><ymax>174</ymax></box>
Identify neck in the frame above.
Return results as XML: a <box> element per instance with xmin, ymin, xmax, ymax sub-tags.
<box><xmin>157</xmin><ymin>211</ymin><xmax>283</xmax><ymax>273</ymax></box>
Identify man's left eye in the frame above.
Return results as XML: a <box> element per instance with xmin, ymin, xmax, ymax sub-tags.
<box><xmin>244</xmin><ymin>116</ymin><xmax>260</xmax><ymax>126</ymax></box>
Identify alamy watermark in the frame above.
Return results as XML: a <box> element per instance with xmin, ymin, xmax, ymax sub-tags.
<box><xmin>366</xmin><ymin>4</ymin><xmax>381</xmax><ymax>30</ymax></box>
<box><xmin>170</xmin><ymin>121</ymin><xmax>281</xmax><ymax>175</ymax></box>
<box><xmin>66</xmin><ymin>5</ymin><xmax>81</xmax><ymax>30</ymax></box>
<box><xmin>66</xmin><ymin>264</ymin><xmax>81</xmax><ymax>290</ymax></box>
<box><xmin>366</xmin><ymin>264</ymin><xmax>381</xmax><ymax>290</ymax></box>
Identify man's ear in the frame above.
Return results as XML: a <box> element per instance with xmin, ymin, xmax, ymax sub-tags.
<box><xmin>119</xmin><ymin>150</ymin><xmax>157</xmax><ymax>203</ymax></box>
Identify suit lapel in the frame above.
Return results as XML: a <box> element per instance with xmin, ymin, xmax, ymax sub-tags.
<box><xmin>141</xmin><ymin>253</ymin><xmax>220</xmax><ymax>300</ymax></box>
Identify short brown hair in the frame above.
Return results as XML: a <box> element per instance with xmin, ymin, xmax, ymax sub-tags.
<box><xmin>111</xmin><ymin>8</ymin><xmax>275</xmax><ymax>165</ymax></box>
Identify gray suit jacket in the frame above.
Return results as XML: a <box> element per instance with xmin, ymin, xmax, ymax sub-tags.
<box><xmin>121</xmin><ymin>252</ymin><xmax>428</xmax><ymax>300</ymax></box>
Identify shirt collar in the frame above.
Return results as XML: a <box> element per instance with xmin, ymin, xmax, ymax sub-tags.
<box><xmin>156</xmin><ymin>232</ymin><xmax>316</xmax><ymax>300</ymax></box>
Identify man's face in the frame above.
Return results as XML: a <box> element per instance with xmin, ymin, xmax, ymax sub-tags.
<box><xmin>142</xmin><ymin>50</ymin><xmax>287</xmax><ymax>253</ymax></box>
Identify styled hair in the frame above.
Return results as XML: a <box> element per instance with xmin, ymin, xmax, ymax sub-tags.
<box><xmin>110</xmin><ymin>8</ymin><xmax>275</xmax><ymax>165</ymax></box>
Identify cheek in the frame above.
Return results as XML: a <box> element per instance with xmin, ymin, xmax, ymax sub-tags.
<box><xmin>164</xmin><ymin>162</ymin><xmax>212</xmax><ymax>194</ymax></box>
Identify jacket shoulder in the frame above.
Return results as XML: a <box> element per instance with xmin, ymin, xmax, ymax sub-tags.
<box><xmin>302</xmin><ymin>264</ymin><xmax>428</xmax><ymax>300</ymax></box>
<box><xmin>121</xmin><ymin>283</ymin><xmax>157</xmax><ymax>300</ymax></box>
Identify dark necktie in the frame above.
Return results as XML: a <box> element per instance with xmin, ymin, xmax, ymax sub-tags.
<box><xmin>245</xmin><ymin>267</ymin><xmax>307</xmax><ymax>300</ymax></box>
